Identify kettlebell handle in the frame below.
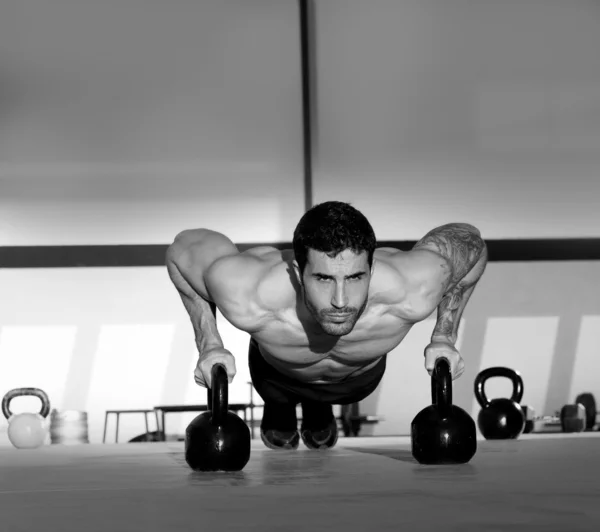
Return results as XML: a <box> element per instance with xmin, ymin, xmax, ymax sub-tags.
<box><xmin>1</xmin><ymin>387</ymin><xmax>51</xmax><ymax>420</ymax></box>
<box><xmin>431</xmin><ymin>357</ymin><xmax>452</xmax><ymax>415</ymax></box>
<box><xmin>474</xmin><ymin>366</ymin><xmax>524</xmax><ymax>408</ymax></box>
<box><xmin>207</xmin><ymin>364</ymin><xmax>228</xmax><ymax>426</ymax></box>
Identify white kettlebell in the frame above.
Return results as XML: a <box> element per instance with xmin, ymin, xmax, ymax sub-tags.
<box><xmin>2</xmin><ymin>387</ymin><xmax>51</xmax><ymax>449</ymax></box>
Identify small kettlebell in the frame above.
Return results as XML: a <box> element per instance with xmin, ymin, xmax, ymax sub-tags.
<box><xmin>2</xmin><ymin>387</ymin><xmax>51</xmax><ymax>449</ymax></box>
<box><xmin>185</xmin><ymin>363</ymin><xmax>251</xmax><ymax>472</ymax></box>
<box><xmin>474</xmin><ymin>366</ymin><xmax>525</xmax><ymax>440</ymax></box>
<box><xmin>575</xmin><ymin>392</ymin><xmax>597</xmax><ymax>431</ymax></box>
<box><xmin>411</xmin><ymin>357</ymin><xmax>477</xmax><ymax>465</ymax></box>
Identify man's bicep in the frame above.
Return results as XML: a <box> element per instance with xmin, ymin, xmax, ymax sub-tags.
<box><xmin>413</xmin><ymin>223</ymin><xmax>486</xmax><ymax>287</ymax></box>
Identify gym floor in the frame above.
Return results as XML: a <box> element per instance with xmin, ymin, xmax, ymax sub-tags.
<box><xmin>2</xmin><ymin>433</ymin><xmax>598</xmax><ymax>531</ymax></box>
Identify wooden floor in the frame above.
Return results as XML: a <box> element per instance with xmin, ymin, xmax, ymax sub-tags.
<box><xmin>1</xmin><ymin>433</ymin><xmax>599</xmax><ymax>531</ymax></box>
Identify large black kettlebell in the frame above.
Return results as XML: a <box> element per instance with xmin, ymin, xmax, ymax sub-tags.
<box><xmin>474</xmin><ymin>366</ymin><xmax>525</xmax><ymax>440</ymax></box>
<box><xmin>185</xmin><ymin>363</ymin><xmax>251</xmax><ymax>472</ymax></box>
<box><xmin>411</xmin><ymin>357</ymin><xmax>477</xmax><ymax>465</ymax></box>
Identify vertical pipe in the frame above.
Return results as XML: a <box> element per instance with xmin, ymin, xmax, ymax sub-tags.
<box><xmin>299</xmin><ymin>0</ymin><xmax>314</xmax><ymax>211</ymax></box>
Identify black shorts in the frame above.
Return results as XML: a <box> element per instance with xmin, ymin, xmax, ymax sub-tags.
<box><xmin>247</xmin><ymin>337</ymin><xmax>387</xmax><ymax>406</ymax></box>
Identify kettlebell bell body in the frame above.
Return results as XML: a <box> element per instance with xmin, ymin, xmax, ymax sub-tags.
<box><xmin>186</xmin><ymin>411</ymin><xmax>251</xmax><ymax>471</ymax></box>
<box><xmin>2</xmin><ymin>388</ymin><xmax>51</xmax><ymax>449</ymax></box>
<box><xmin>411</xmin><ymin>357</ymin><xmax>477</xmax><ymax>465</ymax></box>
<box><xmin>185</xmin><ymin>364</ymin><xmax>251</xmax><ymax>472</ymax></box>
<box><xmin>474</xmin><ymin>367</ymin><xmax>525</xmax><ymax>440</ymax></box>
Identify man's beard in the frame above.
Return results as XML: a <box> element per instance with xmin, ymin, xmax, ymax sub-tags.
<box><xmin>304</xmin><ymin>293</ymin><xmax>365</xmax><ymax>337</ymax></box>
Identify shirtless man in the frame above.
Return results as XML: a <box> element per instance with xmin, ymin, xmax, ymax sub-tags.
<box><xmin>166</xmin><ymin>201</ymin><xmax>488</xmax><ymax>450</ymax></box>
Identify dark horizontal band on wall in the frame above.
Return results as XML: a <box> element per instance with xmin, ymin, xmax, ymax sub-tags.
<box><xmin>1</xmin><ymin>239</ymin><xmax>599</xmax><ymax>268</ymax></box>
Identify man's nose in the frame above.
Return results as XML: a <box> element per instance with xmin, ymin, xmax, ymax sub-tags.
<box><xmin>331</xmin><ymin>285</ymin><xmax>348</xmax><ymax>309</ymax></box>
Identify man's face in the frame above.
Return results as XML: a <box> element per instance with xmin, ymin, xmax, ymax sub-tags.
<box><xmin>295</xmin><ymin>248</ymin><xmax>373</xmax><ymax>336</ymax></box>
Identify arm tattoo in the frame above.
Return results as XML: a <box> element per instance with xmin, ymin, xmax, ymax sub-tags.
<box><xmin>432</xmin><ymin>287</ymin><xmax>467</xmax><ymax>342</ymax></box>
<box><xmin>413</xmin><ymin>223</ymin><xmax>486</xmax><ymax>287</ymax></box>
<box><xmin>414</xmin><ymin>223</ymin><xmax>487</xmax><ymax>345</ymax></box>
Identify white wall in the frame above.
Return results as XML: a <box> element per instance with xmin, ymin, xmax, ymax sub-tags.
<box><xmin>0</xmin><ymin>0</ymin><xmax>305</xmax><ymax>245</ymax></box>
<box><xmin>312</xmin><ymin>0</ymin><xmax>600</xmax><ymax>239</ymax></box>
<box><xmin>1</xmin><ymin>1</ymin><xmax>599</xmax><ymax>444</ymax></box>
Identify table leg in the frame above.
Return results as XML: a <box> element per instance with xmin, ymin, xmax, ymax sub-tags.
<box><xmin>103</xmin><ymin>412</ymin><xmax>109</xmax><ymax>443</ymax></box>
<box><xmin>154</xmin><ymin>410</ymin><xmax>160</xmax><ymax>435</ymax></box>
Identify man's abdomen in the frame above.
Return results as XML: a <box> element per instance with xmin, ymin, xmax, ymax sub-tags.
<box><xmin>247</xmin><ymin>338</ymin><xmax>388</xmax><ymax>405</ymax></box>
<box><xmin>261</xmin><ymin>351</ymin><xmax>382</xmax><ymax>384</ymax></box>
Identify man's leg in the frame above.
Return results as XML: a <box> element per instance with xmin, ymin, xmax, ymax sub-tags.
<box><xmin>300</xmin><ymin>400</ymin><xmax>338</xmax><ymax>450</ymax></box>
<box><xmin>299</xmin><ymin>356</ymin><xmax>388</xmax><ymax>449</ymax></box>
<box><xmin>248</xmin><ymin>339</ymin><xmax>301</xmax><ymax>450</ymax></box>
<box><xmin>260</xmin><ymin>402</ymin><xmax>300</xmax><ymax>450</ymax></box>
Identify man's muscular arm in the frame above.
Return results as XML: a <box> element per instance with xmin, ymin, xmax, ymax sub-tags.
<box><xmin>166</xmin><ymin>229</ymin><xmax>240</xmax><ymax>385</ymax></box>
<box><xmin>413</xmin><ymin>223</ymin><xmax>488</xmax><ymax>347</ymax></box>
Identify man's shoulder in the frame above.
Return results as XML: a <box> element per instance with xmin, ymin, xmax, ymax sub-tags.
<box><xmin>376</xmin><ymin>245</ymin><xmax>448</xmax><ymax>277</ymax></box>
<box><xmin>206</xmin><ymin>246</ymin><xmax>289</xmax><ymax>291</ymax></box>
<box><xmin>205</xmin><ymin>246</ymin><xmax>295</xmax><ymax>322</ymax></box>
<box><xmin>374</xmin><ymin>247</ymin><xmax>452</xmax><ymax>303</ymax></box>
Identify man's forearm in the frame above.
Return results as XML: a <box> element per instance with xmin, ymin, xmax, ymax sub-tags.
<box><xmin>431</xmin><ymin>283</ymin><xmax>476</xmax><ymax>346</ymax></box>
<box><xmin>166</xmin><ymin>257</ymin><xmax>225</xmax><ymax>358</ymax></box>
<box><xmin>182</xmin><ymin>295</ymin><xmax>225</xmax><ymax>356</ymax></box>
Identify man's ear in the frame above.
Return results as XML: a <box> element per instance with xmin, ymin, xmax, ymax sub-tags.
<box><xmin>292</xmin><ymin>260</ymin><xmax>302</xmax><ymax>285</ymax></box>
<box><xmin>370</xmin><ymin>257</ymin><xmax>376</xmax><ymax>277</ymax></box>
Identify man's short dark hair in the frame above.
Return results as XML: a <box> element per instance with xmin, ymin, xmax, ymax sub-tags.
<box><xmin>293</xmin><ymin>201</ymin><xmax>377</xmax><ymax>275</ymax></box>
